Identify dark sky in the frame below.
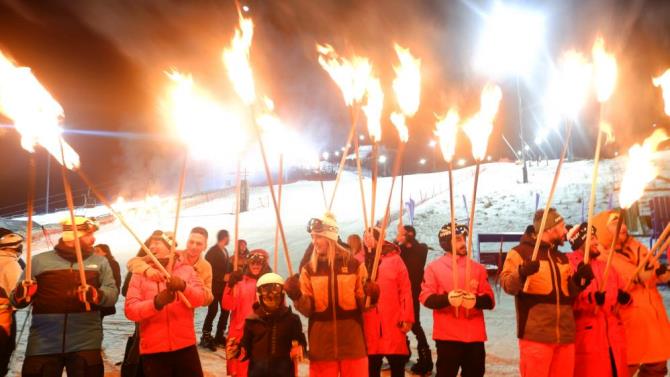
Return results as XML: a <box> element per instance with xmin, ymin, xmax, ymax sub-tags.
<box><xmin>1</xmin><ymin>0</ymin><xmax>670</xmax><ymax>216</ymax></box>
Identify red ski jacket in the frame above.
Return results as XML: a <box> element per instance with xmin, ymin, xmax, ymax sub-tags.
<box><xmin>357</xmin><ymin>246</ymin><xmax>414</xmax><ymax>355</ymax></box>
<box><xmin>222</xmin><ymin>274</ymin><xmax>258</xmax><ymax>339</ymax></box>
<box><xmin>568</xmin><ymin>250</ymin><xmax>629</xmax><ymax>377</ymax></box>
<box><xmin>420</xmin><ymin>253</ymin><xmax>494</xmax><ymax>342</ymax></box>
<box><xmin>125</xmin><ymin>260</ymin><xmax>206</xmax><ymax>355</ymax></box>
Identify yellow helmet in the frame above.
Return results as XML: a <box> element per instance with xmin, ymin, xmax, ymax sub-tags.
<box><xmin>60</xmin><ymin>217</ymin><xmax>99</xmax><ymax>242</ymax></box>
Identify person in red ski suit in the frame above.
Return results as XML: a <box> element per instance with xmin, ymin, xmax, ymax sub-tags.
<box><xmin>566</xmin><ymin>222</ymin><xmax>631</xmax><ymax>377</ymax></box>
<box><xmin>357</xmin><ymin>228</ymin><xmax>414</xmax><ymax>377</ymax></box>
<box><xmin>284</xmin><ymin>212</ymin><xmax>372</xmax><ymax>377</ymax></box>
<box><xmin>222</xmin><ymin>249</ymin><xmax>271</xmax><ymax>377</ymax></box>
<box><xmin>124</xmin><ymin>230</ymin><xmax>207</xmax><ymax>377</ymax></box>
<box><xmin>419</xmin><ymin>223</ymin><xmax>495</xmax><ymax>377</ymax></box>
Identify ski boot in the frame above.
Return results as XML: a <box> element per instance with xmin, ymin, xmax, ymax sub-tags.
<box><xmin>410</xmin><ymin>346</ymin><xmax>434</xmax><ymax>375</ymax></box>
<box><xmin>199</xmin><ymin>332</ymin><xmax>217</xmax><ymax>351</ymax></box>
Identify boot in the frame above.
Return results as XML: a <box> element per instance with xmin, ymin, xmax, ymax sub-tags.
<box><xmin>199</xmin><ymin>332</ymin><xmax>217</xmax><ymax>352</ymax></box>
<box><xmin>410</xmin><ymin>346</ymin><xmax>434</xmax><ymax>375</ymax></box>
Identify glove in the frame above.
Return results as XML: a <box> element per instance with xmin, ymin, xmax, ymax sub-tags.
<box><xmin>153</xmin><ymin>289</ymin><xmax>176</xmax><ymax>310</ymax></box>
<box><xmin>447</xmin><ymin>290</ymin><xmax>464</xmax><ymax>307</ymax></box>
<box><xmin>290</xmin><ymin>340</ymin><xmax>304</xmax><ymax>362</ymax></box>
<box><xmin>461</xmin><ymin>292</ymin><xmax>476</xmax><ymax>310</ymax></box>
<box><xmin>228</xmin><ymin>270</ymin><xmax>244</xmax><ymax>288</ymax></box>
<box><xmin>617</xmin><ymin>289</ymin><xmax>632</xmax><ymax>305</ymax></box>
<box><xmin>284</xmin><ymin>274</ymin><xmax>302</xmax><ymax>301</ymax></box>
<box><xmin>594</xmin><ymin>291</ymin><xmax>606</xmax><ymax>306</ymax></box>
<box><xmin>475</xmin><ymin>294</ymin><xmax>494</xmax><ymax>310</ymax></box>
<box><xmin>144</xmin><ymin>268</ymin><xmax>164</xmax><ymax>282</ymax></box>
<box><xmin>364</xmin><ymin>281</ymin><xmax>380</xmax><ymax>305</ymax></box>
<box><xmin>397</xmin><ymin>321</ymin><xmax>412</xmax><ymax>333</ymax></box>
<box><xmin>518</xmin><ymin>260</ymin><xmax>540</xmax><ymax>279</ymax></box>
<box><xmin>573</xmin><ymin>263</ymin><xmax>595</xmax><ymax>289</ymax></box>
<box><xmin>13</xmin><ymin>281</ymin><xmax>38</xmax><ymax>302</ymax></box>
<box><xmin>226</xmin><ymin>337</ymin><xmax>241</xmax><ymax>360</ymax></box>
<box><xmin>423</xmin><ymin>294</ymin><xmax>450</xmax><ymax>309</ymax></box>
<box><xmin>78</xmin><ymin>285</ymin><xmax>101</xmax><ymax>305</ymax></box>
<box><xmin>166</xmin><ymin>276</ymin><xmax>186</xmax><ymax>292</ymax></box>
<box><xmin>656</xmin><ymin>264</ymin><xmax>668</xmax><ymax>277</ymax></box>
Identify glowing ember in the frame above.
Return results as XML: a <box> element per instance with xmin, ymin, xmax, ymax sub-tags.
<box><xmin>222</xmin><ymin>10</ymin><xmax>256</xmax><ymax>105</ymax></box>
<box><xmin>619</xmin><ymin>129</ymin><xmax>669</xmax><ymax>208</ymax></box>
<box><xmin>435</xmin><ymin>108</ymin><xmax>460</xmax><ymax>163</ymax></box>
<box><xmin>0</xmin><ymin>51</ymin><xmax>80</xmax><ymax>169</ymax></box>
<box><xmin>652</xmin><ymin>69</ymin><xmax>670</xmax><ymax>116</ymax></box>
<box><xmin>363</xmin><ymin>77</ymin><xmax>384</xmax><ymax>142</ymax></box>
<box><xmin>316</xmin><ymin>44</ymin><xmax>371</xmax><ymax>106</ymax></box>
<box><xmin>164</xmin><ymin>70</ymin><xmax>246</xmax><ymax>157</ymax></box>
<box><xmin>463</xmin><ymin>84</ymin><xmax>502</xmax><ymax>161</ymax></box>
<box><xmin>592</xmin><ymin>37</ymin><xmax>617</xmax><ymax>103</ymax></box>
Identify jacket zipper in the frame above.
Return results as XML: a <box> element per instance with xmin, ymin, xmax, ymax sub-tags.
<box><xmin>546</xmin><ymin>252</ymin><xmax>561</xmax><ymax>343</ymax></box>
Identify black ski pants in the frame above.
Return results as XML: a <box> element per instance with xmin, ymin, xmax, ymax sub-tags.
<box><xmin>202</xmin><ymin>288</ymin><xmax>228</xmax><ymax>340</ymax></box>
<box><xmin>22</xmin><ymin>350</ymin><xmax>103</xmax><ymax>377</ymax></box>
<box><xmin>435</xmin><ymin>340</ymin><xmax>485</xmax><ymax>377</ymax></box>
<box><xmin>411</xmin><ymin>298</ymin><xmax>430</xmax><ymax>349</ymax></box>
<box><xmin>368</xmin><ymin>354</ymin><xmax>407</xmax><ymax>377</ymax></box>
<box><xmin>141</xmin><ymin>345</ymin><xmax>203</xmax><ymax>377</ymax></box>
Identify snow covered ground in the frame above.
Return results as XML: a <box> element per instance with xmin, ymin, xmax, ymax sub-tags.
<box><xmin>7</xmin><ymin>153</ymin><xmax>670</xmax><ymax>376</ymax></box>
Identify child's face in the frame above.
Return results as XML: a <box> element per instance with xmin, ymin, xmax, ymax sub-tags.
<box><xmin>259</xmin><ymin>284</ymin><xmax>283</xmax><ymax>311</ymax></box>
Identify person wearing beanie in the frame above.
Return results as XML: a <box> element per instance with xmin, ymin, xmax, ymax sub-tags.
<box><xmin>223</xmin><ymin>248</ymin><xmax>272</xmax><ymax>377</ymax></box>
<box><xmin>125</xmin><ymin>229</ymin><xmax>207</xmax><ymax>377</ymax></box>
<box><xmin>284</xmin><ymin>212</ymin><xmax>369</xmax><ymax>377</ymax></box>
<box><xmin>395</xmin><ymin>225</ymin><xmax>433</xmax><ymax>374</ymax></box>
<box><xmin>419</xmin><ymin>222</ymin><xmax>495</xmax><ymax>377</ymax></box>
<box><xmin>500</xmin><ymin>208</ymin><xmax>593</xmax><ymax>377</ymax></box>
<box><xmin>11</xmin><ymin>217</ymin><xmax>118</xmax><ymax>377</ymax></box>
<box><xmin>226</xmin><ymin>273</ymin><xmax>306</xmax><ymax>377</ymax></box>
<box><xmin>201</xmin><ymin>229</ymin><xmax>232</xmax><ymax>351</ymax></box>
<box><xmin>566</xmin><ymin>223</ymin><xmax>630</xmax><ymax>377</ymax></box>
<box><xmin>600</xmin><ymin>210</ymin><xmax>670</xmax><ymax>376</ymax></box>
<box><xmin>0</xmin><ymin>228</ymin><xmax>23</xmax><ymax>376</ymax></box>
<box><xmin>356</xmin><ymin>227</ymin><xmax>413</xmax><ymax>377</ymax></box>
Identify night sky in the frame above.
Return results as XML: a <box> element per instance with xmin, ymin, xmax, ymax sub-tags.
<box><xmin>1</xmin><ymin>0</ymin><xmax>669</xmax><ymax>216</ymax></box>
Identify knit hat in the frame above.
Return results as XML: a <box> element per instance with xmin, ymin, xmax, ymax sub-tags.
<box><xmin>438</xmin><ymin>222</ymin><xmax>468</xmax><ymax>251</ymax></box>
<box><xmin>61</xmin><ymin>217</ymin><xmax>99</xmax><ymax>242</ymax></box>
<box><xmin>533</xmin><ymin>208</ymin><xmax>563</xmax><ymax>233</ymax></box>
<box><xmin>307</xmin><ymin>212</ymin><xmax>339</xmax><ymax>242</ymax></box>
<box><xmin>567</xmin><ymin>222</ymin><xmax>596</xmax><ymax>251</ymax></box>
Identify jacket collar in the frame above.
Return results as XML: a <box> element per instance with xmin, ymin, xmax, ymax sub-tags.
<box><xmin>54</xmin><ymin>239</ymin><xmax>93</xmax><ymax>263</ymax></box>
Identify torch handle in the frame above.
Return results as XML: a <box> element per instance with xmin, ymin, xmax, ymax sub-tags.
<box><xmin>465</xmin><ymin>162</ymin><xmax>481</xmax><ymax>293</ymax></box>
<box><xmin>24</xmin><ymin>155</ymin><xmax>36</xmax><ymax>297</ymax></box>
<box><xmin>76</xmin><ymin>170</ymin><xmax>192</xmax><ymax>309</ymax></box>
<box><xmin>583</xmin><ymin>120</ymin><xmax>605</xmax><ymax>265</ymax></box>
<box><xmin>599</xmin><ymin>210</ymin><xmax>624</xmax><ymax>292</ymax></box>
<box><xmin>233</xmin><ymin>160</ymin><xmax>242</xmax><ymax>272</ymax></box>
<box><xmin>274</xmin><ymin>154</ymin><xmax>283</xmax><ymax>272</ymax></box>
<box><xmin>623</xmin><ymin>232</ymin><xmax>670</xmax><ymax>292</ymax></box>
<box><xmin>171</xmin><ymin>154</ymin><xmax>188</xmax><ymax>256</ymax></box>
<box><xmin>353</xmin><ymin>125</ymin><xmax>369</xmax><ymax>231</ymax></box>
<box><xmin>524</xmin><ymin>123</ymin><xmax>572</xmax><ymax>293</ymax></box>
<box><xmin>448</xmin><ymin>163</ymin><xmax>459</xmax><ymax>318</ymax></box>
<box><xmin>328</xmin><ymin>109</ymin><xmax>358</xmax><ymax>211</ymax></box>
<box><xmin>371</xmin><ymin>143</ymin><xmax>379</xmax><ymax>226</ymax></box>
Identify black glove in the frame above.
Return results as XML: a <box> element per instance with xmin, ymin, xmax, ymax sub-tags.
<box><xmin>154</xmin><ymin>289</ymin><xmax>176</xmax><ymax>310</ymax></box>
<box><xmin>474</xmin><ymin>294</ymin><xmax>494</xmax><ymax>310</ymax></box>
<box><xmin>78</xmin><ymin>285</ymin><xmax>101</xmax><ymax>305</ymax></box>
<box><xmin>573</xmin><ymin>263</ymin><xmax>595</xmax><ymax>289</ymax></box>
<box><xmin>656</xmin><ymin>264</ymin><xmax>668</xmax><ymax>277</ymax></box>
<box><xmin>423</xmin><ymin>294</ymin><xmax>450</xmax><ymax>309</ymax></box>
<box><xmin>518</xmin><ymin>260</ymin><xmax>540</xmax><ymax>279</ymax></box>
<box><xmin>364</xmin><ymin>281</ymin><xmax>380</xmax><ymax>305</ymax></box>
<box><xmin>617</xmin><ymin>289</ymin><xmax>632</xmax><ymax>305</ymax></box>
<box><xmin>228</xmin><ymin>270</ymin><xmax>244</xmax><ymax>289</ymax></box>
<box><xmin>284</xmin><ymin>274</ymin><xmax>302</xmax><ymax>301</ymax></box>
<box><xmin>166</xmin><ymin>276</ymin><xmax>186</xmax><ymax>292</ymax></box>
<box><xmin>593</xmin><ymin>291</ymin><xmax>605</xmax><ymax>306</ymax></box>
<box><xmin>13</xmin><ymin>281</ymin><xmax>38</xmax><ymax>303</ymax></box>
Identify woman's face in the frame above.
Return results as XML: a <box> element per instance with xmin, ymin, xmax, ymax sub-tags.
<box><xmin>347</xmin><ymin>235</ymin><xmax>361</xmax><ymax>253</ymax></box>
<box><xmin>313</xmin><ymin>236</ymin><xmax>329</xmax><ymax>256</ymax></box>
<box><xmin>93</xmin><ymin>246</ymin><xmax>106</xmax><ymax>257</ymax></box>
<box><xmin>149</xmin><ymin>239</ymin><xmax>170</xmax><ymax>259</ymax></box>
<box><xmin>249</xmin><ymin>260</ymin><xmax>263</xmax><ymax>276</ymax></box>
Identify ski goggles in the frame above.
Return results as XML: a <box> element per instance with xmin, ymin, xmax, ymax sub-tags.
<box><xmin>439</xmin><ymin>223</ymin><xmax>469</xmax><ymax>239</ymax></box>
<box><xmin>62</xmin><ymin>218</ymin><xmax>99</xmax><ymax>233</ymax></box>
<box><xmin>149</xmin><ymin>230</ymin><xmax>176</xmax><ymax>247</ymax></box>
<box><xmin>306</xmin><ymin>218</ymin><xmax>338</xmax><ymax>234</ymax></box>
<box><xmin>258</xmin><ymin>283</ymin><xmax>283</xmax><ymax>296</ymax></box>
<box><xmin>248</xmin><ymin>253</ymin><xmax>267</xmax><ymax>265</ymax></box>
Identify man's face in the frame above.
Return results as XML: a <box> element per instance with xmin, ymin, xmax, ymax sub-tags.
<box><xmin>607</xmin><ymin>219</ymin><xmax>628</xmax><ymax>241</ymax></box>
<box><xmin>149</xmin><ymin>239</ymin><xmax>170</xmax><ymax>259</ymax></box>
<box><xmin>186</xmin><ymin>233</ymin><xmax>207</xmax><ymax>258</ymax></box>
<box><xmin>79</xmin><ymin>233</ymin><xmax>96</xmax><ymax>249</ymax></box>
<box><xmin>313</xmin><ymin>236</ymin><xmax>329</xmax><ymax>256</ymax></box>
<box><xmin>219</xmin><ymin>236</ymin><xmax>229</xmax><ymax>248</ymax></box>
<box><xmin>549</xmin><ymin>222</ymin><xmax>567</xmax><ymax>246</ymax></box>
<box><xmin>587</xmin><ymin>234</ymin><xmax>600</xmax><ymax>255</ymax></box>
<box><xmin>453</xmin><ymin>234</ymin><xmax>467</xmax><ymax>256</ymax></box>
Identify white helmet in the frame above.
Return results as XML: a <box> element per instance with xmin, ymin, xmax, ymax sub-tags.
<box><xmin>256</xmin><ymin>272</ymin><xmax>284</xmax><ymax>288</ymax></box>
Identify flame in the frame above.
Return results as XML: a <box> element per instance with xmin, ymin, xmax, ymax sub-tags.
<box><xmin>463</xmin><ymin>84</ymin><xmax>502</xmax><ymax>161</ymax></box>
<box><xmin>435</xmin><ymin>108</ymin><xmax>460</xmax><ymax>163</ymax></box>
<box><xmin>600</xmin><ymin>120</ymin><xmax>615</xmax><ymax>144</ymax></box>
<box><xmin>256</xmin><ymin>96</ymin><xmax>287</xmax><ymax>154</ymax></box>
<box><xmin>316</xmin><ymin>44</ymin><xmax>371</xmax><ymax>106</ymax></box>
<box><xmin>0</xmin><ymin>51</ymin><xmax>80</xmax><ymax>169</ymax></box>
<box><xmin>392</xmin><ymin>44</ymin><xmax>421</xmax><ymax>117</ymax></box>
<box><xmin>389</xmin><ymin>112</ymin><xmax>408</xmax><ymax>143</ymax></box>
<box><xmin>222</xmin><ymin>10</ymin><xmax>256</xmax><ymax>105</ymax></box>
<box><xmin>618</xmin><ymin>129</ymin><xmax>669</xmax><ymax>208</ymax></box>
<box><xmin>652</xmin><ymin>69</ymin><xmax>670</xmax><ymax>116</ymax></box>
<box><xmin>164</xmin><ymin>70</ymin><xmax>246</xmax><ymax>157</ymax></box>
<box><xmin>556</xmin><ymin>51</ymin><xmax>592</xmax><ymax>118</ymax></box>
<box><xmin>363</xmin><ymin>77</ymin><xmax>383</xmax><ymax>142</ymax></box>
<box><xmin>592</xmin><ymin>37</ymin><xmax>617</xmax><ymax>103</ymax></box>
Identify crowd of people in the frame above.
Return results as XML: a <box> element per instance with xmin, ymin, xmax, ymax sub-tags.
<box><xmin>0</xmin><ymin>206</ymin><xmax>668</xmax><ymax>377</ymax></box>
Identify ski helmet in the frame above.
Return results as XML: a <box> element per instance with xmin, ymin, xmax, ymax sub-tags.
<box><xmin>256</xmin><ymin>272</ymin><xmax>285</xmax><ymax>312</ymax></box>
<box><xmin>0</xmin><ymin>228</ymin><xmax>24</xmax><ymax>254</ymax></box>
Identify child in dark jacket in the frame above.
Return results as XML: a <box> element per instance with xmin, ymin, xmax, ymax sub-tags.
<box><xmin>227</xmin><ymin>273</ymin><xmax>306</xmax><ymax>377</ymax></box>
